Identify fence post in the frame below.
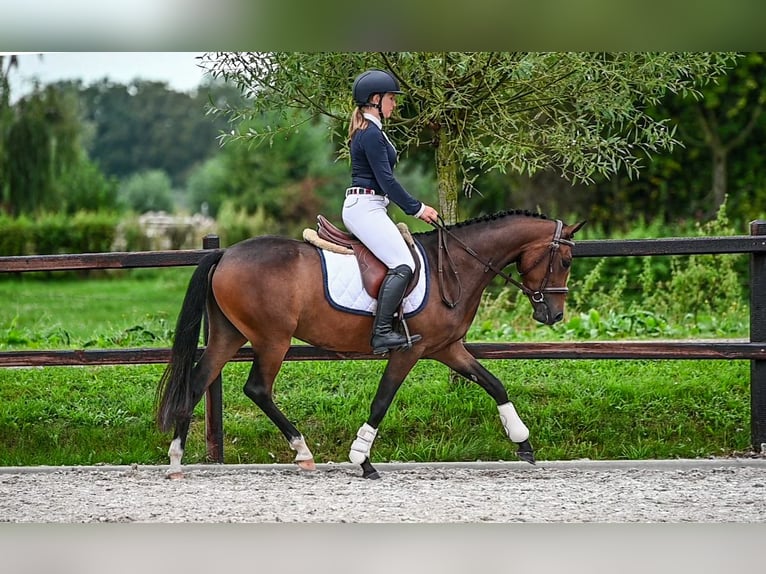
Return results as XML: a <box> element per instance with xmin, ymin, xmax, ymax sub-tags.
<box><xmin>202</xmin><ymin>234</ymin><xmax>224</xmax><ymax>463</ymax></box>
<box><xmin>750</xmin><ymin>220</ymin><xmax>766</xmax><ymax>453</ymax></box>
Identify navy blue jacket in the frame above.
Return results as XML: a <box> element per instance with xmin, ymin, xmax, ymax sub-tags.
<box><xmin>350</xmin><ymin>121</ymin><xmax>423</xmax><ymax>216</ymax></box>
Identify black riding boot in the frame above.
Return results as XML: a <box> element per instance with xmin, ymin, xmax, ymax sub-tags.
<box><xmin>371</xmin><ymin>265</ymin><xmax>422</xmax><ymax>354</ymax></box>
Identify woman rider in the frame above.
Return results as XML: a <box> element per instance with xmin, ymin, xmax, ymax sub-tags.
<box><xmin>342</xmin><ymin>69</ymin><xmax>439</xmax><ymax>354</ymax></box>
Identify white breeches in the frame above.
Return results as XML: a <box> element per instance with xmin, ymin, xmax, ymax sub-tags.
<box><xmin>342</xmin><ymin>195</ymin><xmax>415</xmax><ymax>272</ymax></box>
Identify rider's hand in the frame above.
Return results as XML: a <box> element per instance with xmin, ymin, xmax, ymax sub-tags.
<box><xmin>419</xmin><ymin>205</ymin><xmax>439</xmax><ymax>225</ymax></box>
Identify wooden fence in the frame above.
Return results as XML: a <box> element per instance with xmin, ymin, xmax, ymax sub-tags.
<box><xmin>1</xmin><ymin>223</ymin><xmax>765</xmax><ymax>463</ymax></box>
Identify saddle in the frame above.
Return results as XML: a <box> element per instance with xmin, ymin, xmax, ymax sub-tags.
<box><xmin>305</xmin><ymin>214</ymin><xmax>421</xmax><ymax>299</ymax></box>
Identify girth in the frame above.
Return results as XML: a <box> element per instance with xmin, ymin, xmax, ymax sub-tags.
<box><xmin>314</xmin><ymin>215</ymin><xmax>420</xmax><ymax>299</ymax></box>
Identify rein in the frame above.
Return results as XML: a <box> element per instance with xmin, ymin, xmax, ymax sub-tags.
<box><xmin>433</xmin><ymin>216</ymin><xmax>574</xmax><ymax>308</ymax></box>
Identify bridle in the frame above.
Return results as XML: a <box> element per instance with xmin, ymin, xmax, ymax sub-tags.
<box><xmin>433</xmin><ymin>216</ymin><xmax>574</xmax><ymax>309</ymax></box>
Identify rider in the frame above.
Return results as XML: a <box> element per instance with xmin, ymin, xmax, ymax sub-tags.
<box><xmin>343</xmin><ymin>69</ymin><xmax>439</xmax><ymax>354</ymax></box>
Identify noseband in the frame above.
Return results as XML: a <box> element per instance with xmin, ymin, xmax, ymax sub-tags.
<box><xmin>434</xmin><ymin>217</ymin><xmax>574</xmax><ymax>308</ymax></box>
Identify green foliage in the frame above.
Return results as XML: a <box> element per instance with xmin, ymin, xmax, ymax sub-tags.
<box><xmin>202</xmin><ymin>52</ymin><xmax>737</xmax><ymax>224</ymax></box>
<box><xmin>0</xmin><ymin>211</ymin><xmax>119</xmax><ymax>255</ymax></box>
<box><xmin>205</xmin><ymin>52</ymin><xmax>737</xmax><ymax>183</ymax></box>
<box><xmin>0</xmin><ymin>75</ymin><xmax>125</xmax><ymax>217</ymax></box>
<box><xmin>116</xmin><ymin>214</ymin><xmax>153</xmax><ymax>252</ymax></box>
<box><xmin>2</xmin><ymin>75</ymin><xmax>240</xmax><ymax>218</ymax></box>
<box><xmin>75</xmin><ymin>78</ymin><xmax>240</xmax><ymax>186</ymax></box>
<box><xmin>35</xmin><ymin>211</ymin><xmax>118</xmax><ymax>255</ymax></box>
<box><xmin>649</xmin><ymin>52</ymin><xmax>766</xmax><ymax>223</ymax></box>
<box><xmin>185</xmin><ymin>154</ymin><xmax>231</xmax><ymax>216</ymax></box>
<box><xmin>55</xmin><ymin>156</ymin><xmax>120</xmax><ymax>214</ymax></box>
<box><xmin>215</xmin><ymin>201</ymin><xmax>279</xmax><ymax>246</ymax></box>
<box><xmin>68</xmin><ymin>211</ymin><xmax>120</xmax><ymax>253</ymax></box>
<box><xmin>0</xmin><ymin>213</ymin><xmax>33</xmax><ymax>255</ymax></box>
<box><xmin>118</xmin><ymin>170</ymin><xmax>175</xmax><ymax>214</ymax></box>
<box><xmin>642</xmin><ymin>199</ymin><xmax>745</xmax><ymax>324</ymax></box>
<box><xmin>0</xmin><ymin>359</ymin><xmax>750</xmax><ymax>465</ymax></box>
<box><xmin>0</xmin><ymin>56</ymin><xmax>16</xmax><ymax>207</ymax></box>
<box><xmin>3</xmin><ymin>84</ymin><xmax>83</xmax><ymax>215</ymax></box>
<box><xmin>185</xmin><ymin>109</ymin><xmax>347</xmax><ymax>233</ymax></box>
<box><xmin>563</xmin><ymin>51</ymin><xmax>766</xmax><ymax>233</ymax></box>
<box><xmin>558</xmin><ymin>309</ymin><xmax>675</xmax><ymax>339</ymax></box>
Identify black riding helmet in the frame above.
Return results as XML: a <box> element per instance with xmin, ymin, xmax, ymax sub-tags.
<box><xmin>352</xmin><ymin>69</ymin><xmax>403</xmax><ymax>115</ymax></box>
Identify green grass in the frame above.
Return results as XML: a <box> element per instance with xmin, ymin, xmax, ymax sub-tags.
<box><xmin>0</xmin><ymin>358</ymin><xmax>751</xmax><ymax>466</ymax></box>
<box><xmin>0</xmin><ymin>268</ymin><xmax>192</xmax><ymax>348</ymax></box>
<box><xmin>0</xmin><ymin>270</ymin><xmax>755</xmax><ymax>466</ymax></box>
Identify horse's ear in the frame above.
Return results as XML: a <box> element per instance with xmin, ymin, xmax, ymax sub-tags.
<box><xmin>567</xmin><ymin>220</ymin><xmax>587</xmax><ymax>237</ymax></box>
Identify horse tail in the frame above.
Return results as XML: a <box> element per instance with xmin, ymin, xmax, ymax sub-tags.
<box><xmin>156</xmin><ymin>249</ymin><xmax>225</xmax><ymax>433</ymax></box>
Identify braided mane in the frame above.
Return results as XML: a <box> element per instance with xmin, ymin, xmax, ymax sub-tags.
<box><xmin>415</xmin><ymin>209</ymin><xmax>548</xmax><ymax>237</ymax></box>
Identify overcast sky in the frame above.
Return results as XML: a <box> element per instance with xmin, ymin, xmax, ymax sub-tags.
<box><xmin>7</xmin><ymin>52</ymin><xmax>210</xmax><ymax>99</ymax></box>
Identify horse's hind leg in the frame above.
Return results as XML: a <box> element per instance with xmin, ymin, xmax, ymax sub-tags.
<box><xmin>166</xmin><ymin>357</ymin><xmax>226</xmax><ymax>478</ymax></box>
<box><xmin>431</xmin><ymin>342</ymin><xmax>535</xmax><ymax>465</ymax></box>
<box><xmin>167</xmin><ymin>318</ymin><xmax>246</xmax><ymax>479</ymax></box>
<box><xmin>350</xmin><ymin>355</ymin><xmax>419</xmax><ymax>479</ymax></box>
<box><xmin>242</xmin><ymin>347</ymin><xmax>316</xmax><ymax>470</ymax></box>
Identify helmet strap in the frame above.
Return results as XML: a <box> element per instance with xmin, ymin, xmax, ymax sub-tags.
<box><xmin>362</xmin><ymin>94</ymin><xmax>384</xmax><ymax>120</ymax></box>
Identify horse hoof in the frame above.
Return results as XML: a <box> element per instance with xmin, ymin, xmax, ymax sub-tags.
<box><xmin>296</xmin><ymin>459</ymin><xmax>316</xmax><ymax>471</ymax></box>
<box><xmin>166</xmin><ymin>471</ymin><xmax>185</xmax><ymax>480</ymax></box>
<box><xmin>516</xmin><ymin>449</ymin><xmax>536</xmax><ymax>465</ymax></box>
<box><xmin>516</xmin><ymin>439</ymin><xmax>536</xmax><ymax>465</ymax></box>
<box><xmin>360</xmin><ymin>458</ymin><xmax>380</xmax><ymax>479</ymax></box>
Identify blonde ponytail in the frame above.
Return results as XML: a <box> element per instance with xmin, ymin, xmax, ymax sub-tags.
<box><xmin>347</xmin><ymin>107</ymin><xmax>368</xmax><ymax>142</ymax></box>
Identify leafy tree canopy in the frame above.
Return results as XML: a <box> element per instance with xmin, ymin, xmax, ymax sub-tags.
<box><xmin>201</xmin><ymin>52</ymin><xmax>739</xmax><ymax>222</ymax></box>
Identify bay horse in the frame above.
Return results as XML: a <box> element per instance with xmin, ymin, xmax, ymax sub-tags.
<box><xmin>156</xmin><ymin>210</ymin><xmax>585</xmax><ymax>479</ymax></box>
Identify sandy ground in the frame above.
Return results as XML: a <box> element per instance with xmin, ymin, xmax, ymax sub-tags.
<box><xmin>1</xmin><ymin>458</ymin><xmax>764</xmax><ymax>523</ymax></box>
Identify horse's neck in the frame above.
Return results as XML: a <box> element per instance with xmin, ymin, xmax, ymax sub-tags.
<box><xmin>454</xmin><ymin>218</ymin><xmax>544</xmax><ymax>269</ymax></box>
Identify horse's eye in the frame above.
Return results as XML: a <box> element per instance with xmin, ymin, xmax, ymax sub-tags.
<box><xmin>561</xmin><ymin>258</ymin><xmax>571</xmax><ymax>269</ymax></box>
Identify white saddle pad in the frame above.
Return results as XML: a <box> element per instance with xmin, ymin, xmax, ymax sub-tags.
<box><xmin>318</xmin><ymin>242</ymin><xmax>429</xmax><ymax>317</ymax></box>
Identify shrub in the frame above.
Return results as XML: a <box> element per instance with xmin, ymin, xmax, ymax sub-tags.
<box><xmin>0</xmin><ymin>214</ymin><xmax>33</xmax><ymax>255</ymax></box>
<box><xmin>643</xmin><ymin>198</ymin><xmax>745</xmax><ymax>323</ymax></box>
<box><xmin>0</xmin><ymin>212</ymin><xmax>119</xmax><ymax>255</ymax></box>
<box><xmin>216</xmin><ymin>201</ymin><xmax>279</xmax><ymax>246</ymax></box>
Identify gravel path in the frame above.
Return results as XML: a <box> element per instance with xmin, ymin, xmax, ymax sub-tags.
<box><xmin>2</xmin><ymin>459</ymin><xmax>764</xmax><ymax>523</ymax></box>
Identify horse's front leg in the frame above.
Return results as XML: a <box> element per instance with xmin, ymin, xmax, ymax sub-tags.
<box><xmin>350</xmin><ymin>355</ymin><xmax>418</xmax><ymax>479</ymax></box>
<box><xmin>431</xmin><ymin>342</ymin><xmax>535</xmax><ymax>464</ymax></box>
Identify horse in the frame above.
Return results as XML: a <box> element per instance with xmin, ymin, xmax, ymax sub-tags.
<box><xmin>156</xmin><ymin>209</ymin><xmax>585</xmax><ymax>479</ymax></box>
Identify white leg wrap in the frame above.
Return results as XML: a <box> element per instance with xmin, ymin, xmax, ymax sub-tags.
<box><xmin>289</xmin><ymin>435</ymin><xmax>314</xmax><ymax>462</ymax></box>
<box><xmin>349</xmin><ymin>423</ymin><xmax>378</xmax><ymax>464</ymax></box>
<box><xmin>167</xmin><ymin>437</ymin><xmax>183</xmax><ymax>475</ymax></box>
<box><xmin>498</xmin><ymin>402</ymin><xmax>529</xmax><ymax>443</ymax></box>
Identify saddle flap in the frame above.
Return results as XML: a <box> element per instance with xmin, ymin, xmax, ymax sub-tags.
<box><xmin>311</xmin><ymin>214</ymin><xmax>421</xmax><ymax>298</ymax></box>
<box><xmin>316</xmin><ymin>215</ymin><xmax>358</xmax><ymax>249</ymax></box>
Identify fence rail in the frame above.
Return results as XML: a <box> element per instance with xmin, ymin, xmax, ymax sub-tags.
<box><xmin>1</xmin><ymin>222</ymin><xmax>765</xmax><ymax>462</ymax></box>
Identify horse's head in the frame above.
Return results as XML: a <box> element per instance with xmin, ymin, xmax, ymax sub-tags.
<box><xmin>516</xmin><ymin>219</ymin><xmax>586</xmax><ymax>325</ymax></box>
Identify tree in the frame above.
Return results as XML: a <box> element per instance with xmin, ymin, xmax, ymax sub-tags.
<box><xmin>76</xmin><ymin>78</ymin><xmax>242</xmax><ymax>186</ymax></box>
<box><xmin>566</xmin><ymin>52</ymin><xmax>766</xmax><ymax>231</ymax></box>
<box><xmin>650</xmin><ymin>52</ymin><xmax>766</xmax><ymax>219</ymax></box>
<box><xmin>119</xmin><ymin>169</ymin><xmax>174</xmax><ymax>213</ymax></box>
<box><xmin>200</xmin><ymin>52</ymin><xmax>738</xmax><ymax>224</ymax></box>
<box><xmin>1</xmin><ymin>55</ymin><xmax>19</xmax><ymax>211</ymax></box>
<box><xmin>55</xmin><ymin>156</ymin><xmax>119</xmax><ymax>215</ymax></box>
<box><xmin>186</xmin><ymin>108</ymin><xmax>348</xmax><ymax>231</ymax></box>
<box><xmin>4</xmin><ymin>84</ymin><xmax>83</xmax><ymax>215</ymax></box>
